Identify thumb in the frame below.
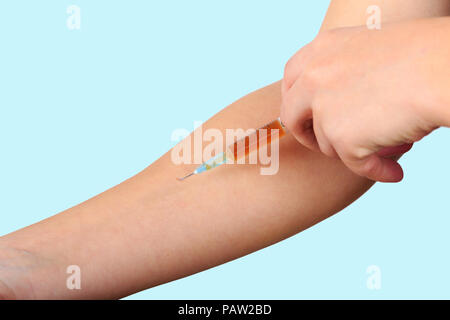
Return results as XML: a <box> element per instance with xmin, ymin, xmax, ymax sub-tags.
<box><xmin>344</xmin><ymin>154</ymin><xmax>404</xmax><ymax>183</ymax></box>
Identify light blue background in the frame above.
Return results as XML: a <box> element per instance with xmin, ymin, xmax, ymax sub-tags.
<box><xmin>1</xmin><ymin>1</ymin><xmax>449</xmax><ymax>299</ymax></box>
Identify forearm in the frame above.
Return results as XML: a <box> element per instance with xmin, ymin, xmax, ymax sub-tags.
<box><xmin>321</xmin><ymin>0</ymin><xmax>450</xmax><ymax>30</ymax></box>
<box><xmin>0</xmin><ymin>82</ymin><xmax>371</xmax><ymax>299</ymax></box>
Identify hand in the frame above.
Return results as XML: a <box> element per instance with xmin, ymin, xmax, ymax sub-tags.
<box><xmin>281</xmin><ymin>18</ymin><xmax>449</xmax><ymax>182</ymax></box>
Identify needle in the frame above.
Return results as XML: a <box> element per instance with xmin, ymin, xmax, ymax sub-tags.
<box><xmin>177</xmin><ymin>172</ymin><xmax>195</xmax><ymax>181</ymax></box>
<box><xmin>176</xmin><ymin>117</ymin><xmax>287</xmax><ymax>182</ymax></box>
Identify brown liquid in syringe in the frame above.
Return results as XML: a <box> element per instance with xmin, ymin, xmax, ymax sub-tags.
<box><xmin>231</xmin><ymin>119</ymin><xmax>286</xmax><ymax>160</ymax></box>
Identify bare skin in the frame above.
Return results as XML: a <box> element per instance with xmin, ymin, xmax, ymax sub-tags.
<box><xmin>0</xmin><ymin>83</ymin><xmax>374</xmax><ymax>299</ymax></box>
<box><xmin>1</xmin><ymin>0</ymin><xmax>449</xmax><ymax>299</ymax></box>
<box><xmin>282</xmin><ymin>17</ymin><xmax>450</xmax><ymax>182</ymax></box>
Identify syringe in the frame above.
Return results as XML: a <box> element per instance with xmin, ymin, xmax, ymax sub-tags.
<box><xmin>177</xmin><ymin>117</ymin><xmax>287</xmax><ymax>181</ymax></box>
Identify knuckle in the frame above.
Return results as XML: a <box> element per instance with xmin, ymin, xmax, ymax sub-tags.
<box><xmin>326</xmin><ymin>124</ymin><xmax>345</xmax><ymax>147</ymax></box>
<box><xmin>283</xmin><ymin>51</ymin><xmax>302</xmax><ymax>87</ymax></box>
<box><xmin>360</xmin><ymin>157</ymin><xmax>380</xmax><ymax>178</ymax></box>
<box><xmin>283</xmin><ymin>44</ymin><xmax>313</xmax><ymax>90</ymax></box>
<box><xmin>352</xmin><ymin>146</ymin><xmax>372</xmax><ymax>160</ymax></box>
<box><xmin>341</xmin><ymin>147</ymin><xmax>378</xmax><ymax>179</ymax></box>
<box><xmin>337</xmin><ymin>146</ymin><xmax>353</xmax><ymax>164</ymax></box>
<box><xmin>298</xmin><ymin>62</ymin><xmax>327</xmax><ymax>93</ymax></box>
<box><xmin>283</xmin><ymin>57</ymin><xmax>294</xmax><ymax>80</ymax></box>
<box><xmin>318</xmin><ymin>142</ymin><xmax>334</xmax><ymax>158</ymax></box>
<box><xmin>317</xmin><ymin>134</ymin><xmax>338</xmax><ymax>158</ymax></box>
<box><xmin>299</xmin><ymin>65</ymin><xmax>319</xmax><ymax>88</ymax></box>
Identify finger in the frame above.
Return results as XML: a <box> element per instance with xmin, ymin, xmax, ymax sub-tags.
<box><xmin>343</xmin><ymin>153</ymin><xmax>404</xmax><ymax>183</ymax></box>
<box><xmin>282</xmin><ymin>45</ymin><xmax>311</xmax><ymax>96</ymax></box>
<box><xmin>280</xmin><ymin>82</ymin><xmax>318</xmax><ymax>151</ymax></box>
<box><xmin>300</xmin><ymin>119</ymin><xmax>320</xmax><ymax>151</ymax></box>
<box><xmin>313</xmin><ymin>120</ymin><xmax>338</xmax><ymax>158</ymax></box>
<box><xmin>377</xmin><ymin>143</ymin><xmax>413</xmax><ymax>158</ymax></box>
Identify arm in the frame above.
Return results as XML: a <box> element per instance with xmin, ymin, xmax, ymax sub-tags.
<box><xmin>1</xmin><ymin>1</ymin><xmax>449</xmax><ymax>299</ymax></box>
<box><xmin>0</xmin><ymin>83</ymin><xmax>373</xmax><ymax>299</ymax></box>
<box><xmin>321</xmin><ymin>0</ymin><xmax>450</xmax><ymax>30</ymax></box>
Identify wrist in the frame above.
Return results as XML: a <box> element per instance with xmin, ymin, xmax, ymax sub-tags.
<box><xmin>416</xmin><ymin>17</ymin><xmax>450</xmax><ymax>128</ymax></box>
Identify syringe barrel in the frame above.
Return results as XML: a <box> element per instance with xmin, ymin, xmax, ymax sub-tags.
<box><xmin>195</xmin><ymin>117</ymin><xmax>287</xmax><ymax>174</ymax></box>
<box><xmin>228</xmin><ymin>117</ymin><xmax>287</xmax><ymax>162</ymax></box>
